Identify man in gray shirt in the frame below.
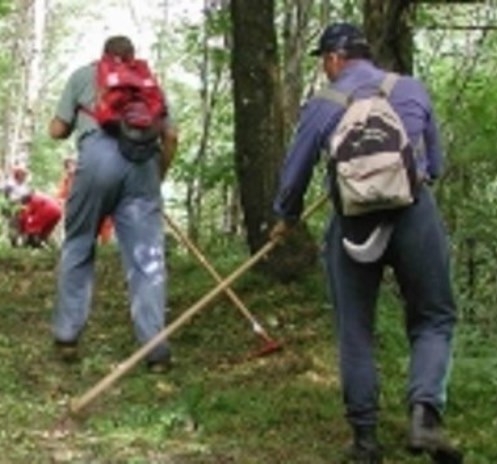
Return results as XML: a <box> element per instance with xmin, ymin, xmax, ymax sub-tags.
<box><xmin>271</xmin><ymin>23</ymin><xmax>460</xmax><ymax>463</ymax></box>
<box><xmin>49</xmin><ymin>35</ymin><xmax>178</xmax><ymax>373</ymax></box>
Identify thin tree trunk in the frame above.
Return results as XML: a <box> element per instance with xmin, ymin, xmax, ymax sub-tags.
<box><xmin>24</xmin><ymin>0</ymin><xmax>46</xmax><ymax>158</ymax></box>
<box><xmin>0</xmin><ymin>0</ymin><xmax>46</xmax><ymax>168</ymax></box>
<box><xmin>281</xmin><ymin>0</ymin><xmax>314</xmax><ymax>142</ymax></box>
<box><xmin>186</xmin><ymin>1</ymin><xmax>225</xmax><ymax>242</ymax></box>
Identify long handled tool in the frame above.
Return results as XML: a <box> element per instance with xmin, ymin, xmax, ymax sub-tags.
<box><xmin>164</xmin><ymin>212</ymin><xmax>282</xmax><ymax>358</ymax></box>
<box><xmin>69</xmin><ymin>195</ymin><xmax>327</xmax><ymax>417</ymax></box>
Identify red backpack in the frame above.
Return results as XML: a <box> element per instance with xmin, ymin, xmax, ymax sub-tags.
<box><xmin>84</xmin><ymin>54</ymin><xmax>168</xmax><ymax>162</ymax></box>
<box><xmin>92</xmin><ymin>54</ymin><xmax>166</xmax><ymax>128</ymax></box>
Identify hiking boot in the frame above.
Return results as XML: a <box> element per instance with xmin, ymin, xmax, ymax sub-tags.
<box><xmin>342</xmin><ymin>426</ymin><xmax>383</xmax><ymax>464</ymax></box>
<box><xmin>54</xmin><ymin>340</ymin><xmax>79</xmax><ymax>363</ymax></box>
<box><xmin>146</xmin><ymin>355</ymin><xmax>173</xmax><ymax>374</ymax></box>
<box><xmin>429</xmin><ymin>447</ymin><xmax>464</xmax><ymax>464</ymax></box>
<box><xmin>408</xmin><ymin>403</ymin><xmax>463</xmax><ymax>463</ymax></box>
<box><xmin>408</xmin><ymin>402</ymin><xmax>441</xmax><ymax>453</ymax></box>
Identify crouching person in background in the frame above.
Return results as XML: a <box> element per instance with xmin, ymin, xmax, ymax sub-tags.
<box><xmin>17</xmin><ymin>192</ymin><xmax>62</xmax><ymax>248</ymax></box>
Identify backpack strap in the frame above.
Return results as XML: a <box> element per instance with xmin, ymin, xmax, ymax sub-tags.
<box><xmin>313</xmin><ymin>86</ymin><xmax>351</xmax><ymax>107</ymax></box>
<box><xmin>378</xmin><ymin>73</ymin><xmax>425</xmax><ymax>163</ymax></box>
<box><xmin>378</xmin><ymin>73</ymin><xmax>399</xmax><ymax>98</ymax></box>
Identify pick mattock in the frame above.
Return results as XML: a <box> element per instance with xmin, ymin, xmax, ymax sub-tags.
<box><xmin>164</xmin><ymin>212</ymin><xmax>281</xmax><ymax>358</ymax></box>
<box><xmin>68</xmin><ymin>195</ymin><xmax>327</xmax><ymax>418</ymax></box>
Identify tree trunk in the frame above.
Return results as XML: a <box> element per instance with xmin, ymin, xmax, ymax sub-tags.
<box><xmin>363</xmin><ymin>0</ymin><xmax>415</xmax><ymax>74</ymax></box>
<box><xmin>281</xmin><ymin>0</ymin><xmax>314</xmax><ymax>143</ymax></box>
<box><xmin>221</xmin><ymin>183</ymin><xmax>241</xmax><ymax>236</ymax></box>
<box><xmin>230</xmin><ymin>0</ymin><xmax>319</xmax><ymax>281</ymax></box>
<box><xmin>0</xmin><ymin>0</ymin><xmax>46</xmax><ymax>169</ymax></box>
<box><xmin>186</xmin><ymin>1</ymin><xmax>226</xmax><ymax>242</ymax></box>
<box><xmin>230</xmin><ymin>0</ymin><xmax>285</xmax><ymax>255</ymax></box>
<box><xmin>24</xmin><ymin>0</ymin><xmax>46</xmax><ymax>158</ymax></box>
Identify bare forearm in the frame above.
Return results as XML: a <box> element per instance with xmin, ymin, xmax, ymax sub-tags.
<box><xmin>159</xmin><ymin>126</ymin><xmax>178</xmax><ymax>179</ymax></box>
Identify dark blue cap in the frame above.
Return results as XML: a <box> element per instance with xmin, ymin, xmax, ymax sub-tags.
<box><xmin>310</xmin><ymin>22</ymin><xmax>369</xmax><ymax>56</ymax></box>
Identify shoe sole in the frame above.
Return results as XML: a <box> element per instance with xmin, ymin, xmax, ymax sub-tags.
<box><xmin>147</xmin><ymin>358</ymin><xmax>173</xmax><ymax>374</ymax></box>
<box><xmin>429</xmin><ymin>447</ymin><xmax>464</xmax><ymax>464</ymax></box>
<box><xmin>407</xmin><ymin>442</ymin><xmax>463</xmax><ymax>464</ymax></box>
<box><xmin>54</xmin><ymin>341</ymin><xmax>79</xmax><ymax>363</ymax></box>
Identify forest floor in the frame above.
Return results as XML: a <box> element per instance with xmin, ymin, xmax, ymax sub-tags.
<box><xmin>0</xmin><ymin>242</ymin><xmax>495</xmax><ymax>463</ymax></box>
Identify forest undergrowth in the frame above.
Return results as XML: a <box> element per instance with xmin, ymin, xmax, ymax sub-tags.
<box><xmin>0</xmin><ymin>241</ymin><xmax>494</xmax><ymax>463</ymax></box>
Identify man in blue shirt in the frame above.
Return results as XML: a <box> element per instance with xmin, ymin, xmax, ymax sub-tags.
<box><xmin>271</xmin><ymin>23</ymin><xmax>460</xmax><ymax>463</ymax></box>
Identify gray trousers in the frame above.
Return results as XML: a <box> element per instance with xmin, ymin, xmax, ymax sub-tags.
<box><xmin>52</xmin><ymin>131</ymin><xmax>169</xmax><ymax>362</ymax></box>
<box><xmin>323</xmin><ymin>186</ymin><xmax>457</xmax><ymax>427</ymax></box>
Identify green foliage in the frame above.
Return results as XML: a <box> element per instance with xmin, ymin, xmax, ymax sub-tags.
<box><xmin>162</xmin><ymin>11</ymin><xmax>237</xmax><ymax>238</ymax></box>
<box><xmin>0</xmin><ymin>0</ymin><xmax>11</xmax><ymax>17</ymax></box>
<box><xmin>411</xmin><ymin>8</ymin><xmax>497</xmax><ymax>329</ymax></box>
<box><xmin>29</xmin><ymin>132</ymin><xmax>68</xmax><ymax>193</ymax></box>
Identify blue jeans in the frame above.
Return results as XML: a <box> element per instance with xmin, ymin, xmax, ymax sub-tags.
<box><xmin>323</xmin><ymin>186</ymin><xmax>457</xmax><ymax>427</ymax></box>
<box><xmin>52</xmin><ymin>131</ymin><xmax>169</xmax><ymax>362</ymax></box>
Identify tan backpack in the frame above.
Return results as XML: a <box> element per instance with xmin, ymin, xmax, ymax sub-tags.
<box><xmin>317</xmin><ymin>73</ymin><xmax>420</xmax><ymax>217</ymax></box>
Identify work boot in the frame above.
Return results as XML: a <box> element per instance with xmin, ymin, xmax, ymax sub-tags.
<box><xmin>408</xmin><ymin>403</ymin><xmax>463</xmax><ymax>463</ymax></box>
<box><xmin>146</xmin><ymin>353</ymin><xmax>173</xmax><ymax>374</ymax></box>
<box><xmin>53</xmin><ymin>339</ymin><xmax>79</xmax><ymax>364</ymax></box>
<box><xmin>147</xmin><ymin>357</ymin><xmax>173</xmax><ymax>374</ymax></box>
<box><xmin>342</xmin><ymin>426</ymin><xmax>383</xmax><ymax>464</ymax></box>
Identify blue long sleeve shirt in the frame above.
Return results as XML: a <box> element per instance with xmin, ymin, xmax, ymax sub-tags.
<box><xmin>274</xmin><ymin>60</ymin><xmax>444</xmax><ymax>223</ymax></box>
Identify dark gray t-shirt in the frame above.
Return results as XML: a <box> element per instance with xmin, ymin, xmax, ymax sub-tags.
<box><xmin>55</xmin><ymin>64</ymin><xmax>100</xmax><ymax>140</ymax></box>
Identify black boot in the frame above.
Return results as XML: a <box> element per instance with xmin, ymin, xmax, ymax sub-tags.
<box><xmin>343</xmin><ymin>426</ymin><xmax>383</xmax><ymax>464</ymax></box>
<box><xmin>408</xmin><ymin>403</ymin><xmax>463</xmax><ymax>463</ymax></box>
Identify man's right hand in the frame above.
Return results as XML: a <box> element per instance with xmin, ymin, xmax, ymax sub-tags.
<box><xmin>269</xmin><ymin>220</ymin><xmax>292</xmax><ymax>243</ymax></box>
<box><xmin>48</xmin><ymin>117</ymin><xmax>73</xmax><ymax>140</ymax></box>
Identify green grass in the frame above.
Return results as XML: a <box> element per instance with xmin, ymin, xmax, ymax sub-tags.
<box><xmin>0</xmin><ymin>243</ymin><xmax>494</xmax><ymax>463</ymax></box>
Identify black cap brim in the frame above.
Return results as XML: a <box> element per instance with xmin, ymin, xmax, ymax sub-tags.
<box><xmin>309</xmin><ymin>44</ymin><xmax>338</xmax><ymax>57</ymax></box>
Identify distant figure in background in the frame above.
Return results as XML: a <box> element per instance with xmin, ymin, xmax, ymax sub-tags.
<box><xmin>4</xmin><ymin>163</ymin><xmax>31</xmax><ymax>203</ymax></box>
<box><xmin>97</xmin><ymin>216</ymin><xmax>114</xmax><ymax>245</ymax></box>
<box><xmin>2</xmin><ymin>163</ymin><xmax>32</xmax><ymax>246</ymax></box>
<box><xmin>48</xmin><ymin>35</ymin><xmax>178</xmax><ymax>371</ymax></box>
<box><xmin>1</xmin><ymin>164</ymin><xmax>61</xmax><ymax>247</ymax></box>
<box><xmin>17</xmin><ymin>191</ymin><xmax>62</xmax><ymax>247</ymax></box>
<box><xmin>56</xmin><ymin>155</ymin><xmax>114</xmax><ymax>245</ymax></box>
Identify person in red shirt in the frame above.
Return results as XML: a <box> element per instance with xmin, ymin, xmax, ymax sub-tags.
<box><xmin>18</xmin><ymin>192</ymin><xmax>62</xmax><ymax>247</ymax></box>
